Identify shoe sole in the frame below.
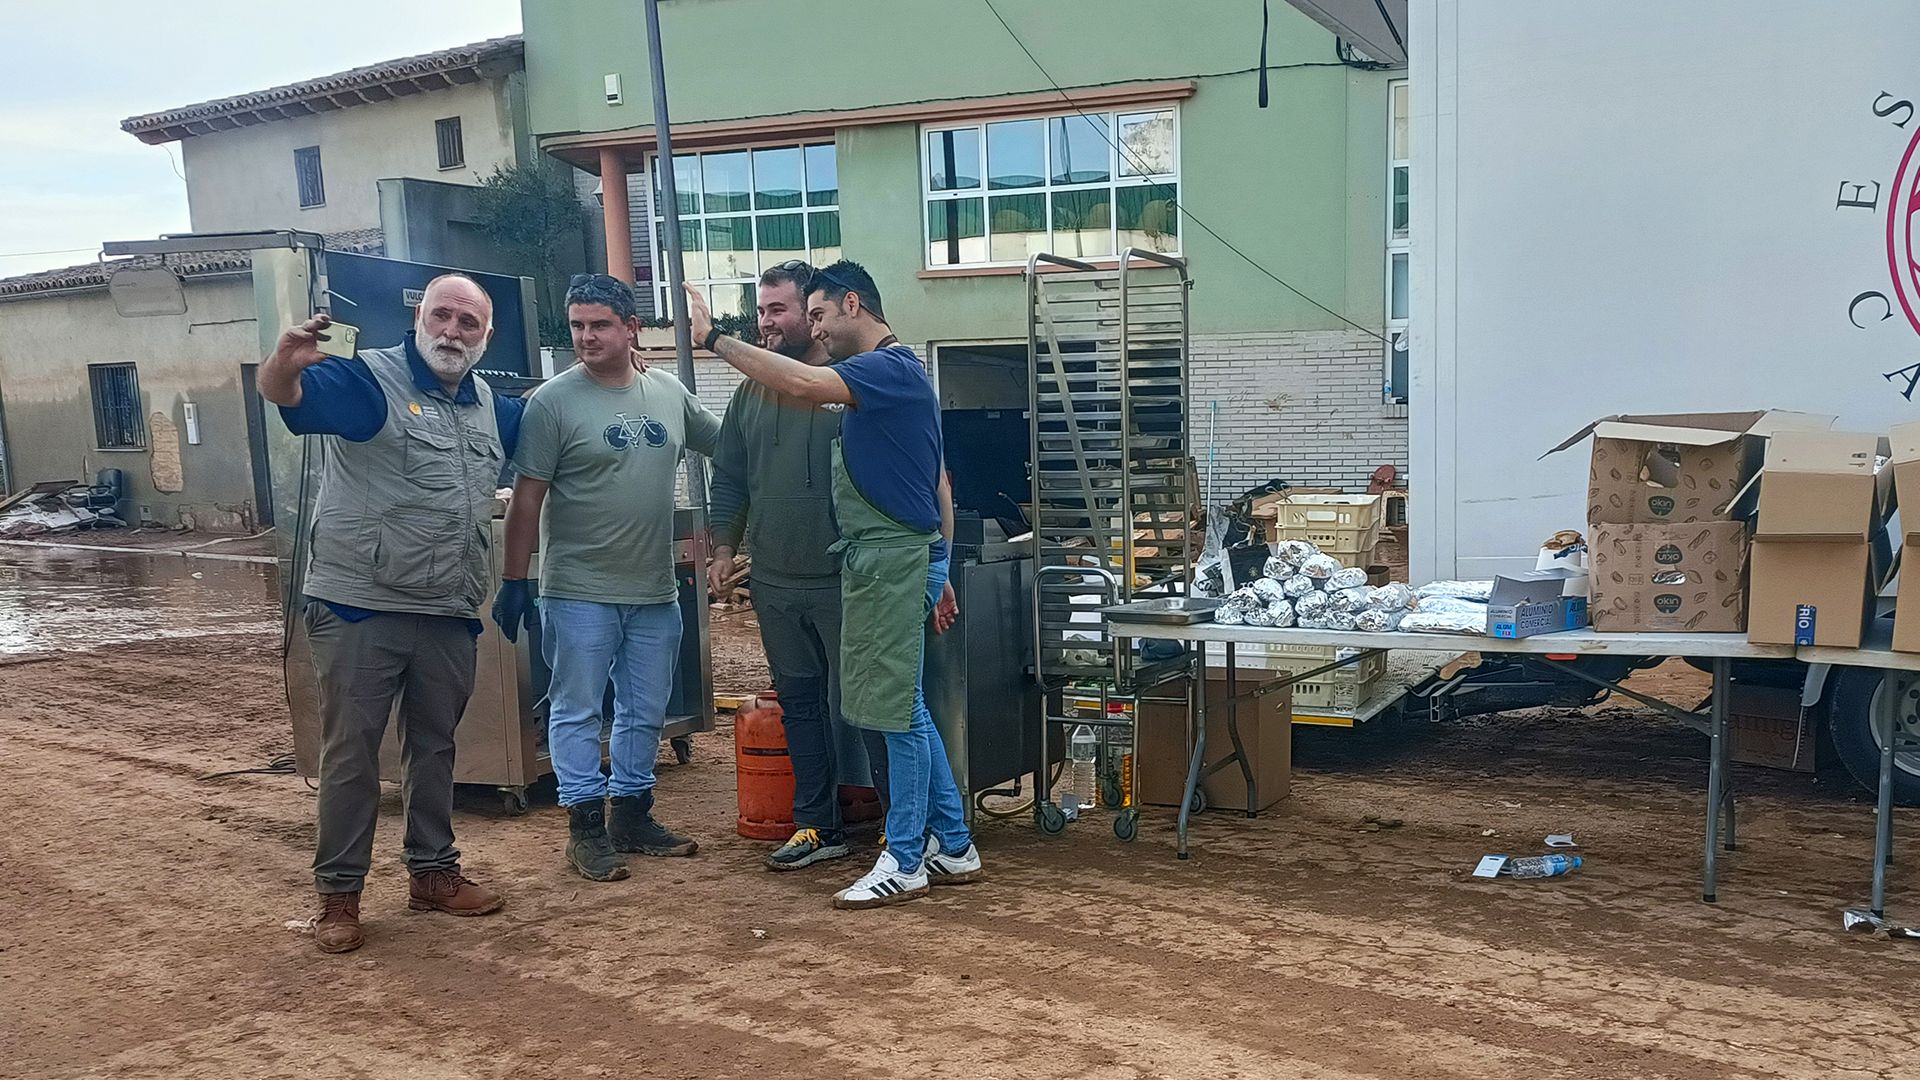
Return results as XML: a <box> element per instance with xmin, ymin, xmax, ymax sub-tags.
<box><xmin>407</xmin><ymin>896</ymin><xmax>506</xmax><ymax>916</ymax></box>
<box><xmin>832</xmin><ymin>883</ymin><xmax>930</xmax><ymax>910</ymax></box>
<box><xmin>927</xmin><ymin>867</ymin><xmax>986</xmax><ymax>886</ymax></box>
<box><xmin>316</xmin><ymin>934</ymin><xmax>364</xmax><ymax>954</ymax></box>
<box><xmin>620</xmin><ymin>842</ymin><xmax>699</xmax><ymax>857</ymax></box>
<box><xmin>571</xmin><ymin>863</ymin><xmax>631</xmax><ymax>882</ymax></box>
<box><xmin>766</xmin><ymin>844</ymin><xmax>852</xmax><ymax>872</ymax></box>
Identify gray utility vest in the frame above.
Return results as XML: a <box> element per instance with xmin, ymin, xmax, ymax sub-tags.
<box><xmin>302</xmin><ymin>343</ymin><xmax>503</xmax><ymax>619</ymax></box>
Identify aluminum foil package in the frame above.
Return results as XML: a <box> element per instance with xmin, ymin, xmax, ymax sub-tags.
<box><xmin>1282</xmin><ymin>574</ymin><xmax>1317</xmax><ymax>598</ymax></box>
<box><xmin>1401</xmin><ymin>610</ymin><xmax>1488</xmax><ymax>634</ymax></box>
<box><xmin>1296</xmin><ymin>614</ymin><xmax>1332</xmax><ymax>629</ymax></box>
<box><xmin>1252</xmin><ymin>577</ymin><xmax>1288</xmax><ymax>604</ymax></box>
<box><xmin>1416</xmin><ymin>579</ymin><xmax>1495</xmax><ymax>602</ymax></box>
<box><xmin>1369</xmin><ymin>583</ymin><xmax>1414</xmax><ymax>612</ymax></box>
<box><xmin>1301</xmin><ymin>553</ymin><xmax>1343</xmax><ymax>580</ymax></box>
<box><xmin>1412</xmin><ymin>595</ymin><xmax>1486</xmax><ymax>617</ymax></box>
<box><xmin>1327</xmin><ymin>586</ymin><xmax>1372</xmax><ymax>614</ymax></box>
<box><xmin>1224</xmin><ymin>586</ymin><xmax>1264</xmax><ymax>612</ymax></box>
<box><xmin>1267</xmin><ymin>600</ymin><xmax>1297</xmax><ymax>628</ymax></box>
<box><xmin>1244</xmin><ymin>605</ymin><xmax>1279</xmax><ymax>627</ymax></box>
<box><xmin>1216</xmin><ymin>605</ymin><xmax>1247</xmax><ymax>626</ymax></box>
<box><xmin>1263</xmin><ymin>553</ymin><xmax>1301</xmax><ymax>580</ymax></box>
<box><xmin>1274</xmin><ymin>539</ymin><xmax>1320</xmax><ymax>565</ymax></box>
<box><xmin>1294</xmin><ymin>591</ymin><xmax>1330</xmax><ymax>618</ymax></box>
<box><xmin>1327</xmin><ymin>610</ymin><xmax>1359</xmax><ymax>630</ymax></box>
<box><xmin>1354</xmin><ymin>609</ymin><xmax>1404</xmax><ymax>632</ymax></box>
<box><xmin>1325</xmin><ymin>566</ymin><xmax>1369</xmax><ymax>592</ymax></box>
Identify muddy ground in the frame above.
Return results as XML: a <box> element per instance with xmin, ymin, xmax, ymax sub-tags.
<box><xmin>3</xmin><ymin>548</ymin><xmax>1919</xmax><ymax>1080</ymax></box>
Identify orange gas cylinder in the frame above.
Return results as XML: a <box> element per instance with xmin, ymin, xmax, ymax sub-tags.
<box><xmin>735</xmin><ymin>692</ymin><xmax>797</xmax><ymax>840</ymax></box>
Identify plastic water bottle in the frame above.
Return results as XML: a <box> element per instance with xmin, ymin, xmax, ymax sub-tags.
<box><xmin>1506</xmin><ymin>854</ymin><xmax>1582</xmax><ymax>879</ymax></box>
<box><xmin>1069</xmin><ymin>724</ymin><xmax>1099</xmax><ymax>810</ymax></box>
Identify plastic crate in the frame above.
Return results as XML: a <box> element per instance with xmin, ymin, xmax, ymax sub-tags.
<box><xmin>1255</xmin><ymin>494</ymin><xmax>1385</xmax><ymax>560</ymax></box>
<box><xmin>1203</xmin><ymin>646</ymin><xmax>1386</xmax><ymax>716</ymax></box>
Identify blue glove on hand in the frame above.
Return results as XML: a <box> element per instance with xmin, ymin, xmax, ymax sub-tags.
<box><xmin>492</xmin><ymin>577</ymin><xmax>539</xmax><ymax>643</ymax></box>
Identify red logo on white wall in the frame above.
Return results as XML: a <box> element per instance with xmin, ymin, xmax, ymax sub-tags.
<box><xmin>1889</xmin><ymin>125</ymin><xmax>1920</xmax><ymax>339</ymax></box>
<box><xmin>1845</xmin><ymin>92</ymin><xmax>1920</xmax><ymax>399</ymax></box>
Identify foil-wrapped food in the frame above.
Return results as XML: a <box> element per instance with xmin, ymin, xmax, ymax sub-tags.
<box><xmin>1369</xmin><ymin>583</ymin><xmax>1414</xmax><ymax>612</ymax></box>
<box><xmin>1295</xmin><ymin>591</ymin><xmax>1330</xmax><ymax>618</ymax></box>
<box><xmin>1300</xmin><ymin>553</ymin><xmax>1343</xmax><ymax>580</ymax></box>
<box><xmin>1282</xmin><ymin>574</ymin><xmax>1317</xmax><ymax>598</ymax></box>
<box><xmin>1325</xmin><ymin>566</ymin><xmax>1369</xmax><ymax>592</ymax></box>
<box><xmin>1327</xmin><ymin>586</ymin><xmax>1373</xmax><ymax>614</ymax></box>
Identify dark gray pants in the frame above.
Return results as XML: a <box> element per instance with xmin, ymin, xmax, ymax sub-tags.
<box><xmin>753</xmin><ymin>581</ymin><xmax>888</xmax><ymax>832</ymax></box>
<box><xmin>305</xmin><ymin>602</ymin><xmax>476</xmax><ymax>894</ymax></box>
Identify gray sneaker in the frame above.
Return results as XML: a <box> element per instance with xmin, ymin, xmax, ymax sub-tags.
<box><xmin>766</xmin><ymin>827</ymin><xmax>851</xmax><ymax>871</ymax></box>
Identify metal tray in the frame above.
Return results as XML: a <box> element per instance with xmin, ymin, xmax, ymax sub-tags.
<box><xmin>1100</xmin><ymin>597</ymin><xmax>1221</xmax><ymax>625</ymax></box>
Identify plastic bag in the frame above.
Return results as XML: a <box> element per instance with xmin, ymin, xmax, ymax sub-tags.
<box><xmin>1326</xmin><ymin>566</ymin><xmax>1370</xmax><ymax>592</ymax></box>
<box><xmin>1301</xmin><ymin>553</ymin><xmax>1342</xmax><ymax>580</ymax></box>
<box><xmin>1282</xmin><ymin>574</ymin><xmax>1317</xmax><ymax>598</ymax></box>
<box><xmin>1369</xmin><ymin>582</ymin><xmax>1414</xmax><ymax>612</ymax></box>
<box><xmin>1416</xmin><ymin>579</ymin><xmax>1494</xmax><ymax>602</ymax></box>
<box><xmin>1354</xmin><ymin>609</ymin><xmax>1404</xmax><ymax>632</ymax></box>
<box><xmin>1327</xmin><ymin>586</ymin><xmax>1372</xmax><ymax>614</ymax></box>
<box><xmin>1267</xmin><ymin>600</ymin><xmax>1296</xmax><ymax>628</ymax></box>
<box><xmin>1295</xmin><ymin>591</ymin><xmax>1330</xmax><ymax>618</ymax></box>
<box><xmin>1401</xmin><ymin>610</ymin><xmax>1488</xmax><ymax>634</ymax></box>
<box><xmin>1274</xmin><ymin>539</ymin><xmax>1320</xmax><ymax>564</ymax></box>
<box><xmin>1192</xmin><ymin>553</ymin><xmax>1227</xmax><ymax>598</ymax></box>
<box><xmin>1252</xmin><ymin>577</ymin><xmax>1288</xmax><ymax>604</ymax></box>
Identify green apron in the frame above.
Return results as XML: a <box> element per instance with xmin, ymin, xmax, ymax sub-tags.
<box><xmin>829</xmin><ymin>438</ymin><xmax>938</xmax><ymax>733</ymax></box>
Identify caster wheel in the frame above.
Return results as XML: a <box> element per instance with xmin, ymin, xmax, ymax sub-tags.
<box><xmin>1037</xmin><ymin>802</ymin><xmax>1068</xmax><ymax>835</ymax></box>
<box><xmin>1187</xmin><ymin>788</ymin><xmax>1208</xmax><ymax>815</ymax></box>
<box><xmin>499</xmin><ymin>787</ymin><xmax>530</xmax><ymax>816</ymax></box>
<box><xmin>670</xmin><ymin>735</ymin><xmax>694</xmax><ymax>765</ymax></box>
<box><xmin>1100</xmin><ymin>774</ymin><xmax>1124</xmax><ymax>810</ymax></box>
<box><xmin>1113</xmin><ymin>810</ymin><xmax>1139</xmax><ymax>842</ymax></box>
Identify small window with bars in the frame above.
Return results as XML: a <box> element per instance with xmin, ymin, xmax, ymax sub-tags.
<box><xmin>89</xmin><ymin>364</ymin><xmax>147</xmax><ymax>450</ymax></box>
<box><xmin>435</xmin><ymin>117</ymin><xmax>464</xmax><ymax>170</ymax></box>
<box><xmin>294</xmin><ymin>145</ymin><xmax>325</xmax><ymax>208</ymax></box>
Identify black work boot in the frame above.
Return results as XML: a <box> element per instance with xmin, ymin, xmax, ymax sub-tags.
<box><xmin>609</xmin><ymin>790</ymin><xmax>698</xmax><ymax>856</ymax></box>
<box><xmin>567</xmin><ymin>802</ymin><xmax>631</xmax><ymax>881</ymax></box>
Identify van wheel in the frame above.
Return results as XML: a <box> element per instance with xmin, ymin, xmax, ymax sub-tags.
<box><xmin>1826</xmin><ymin>666</ymin><xmax>1920</xmax><ymax>806</ymax></box>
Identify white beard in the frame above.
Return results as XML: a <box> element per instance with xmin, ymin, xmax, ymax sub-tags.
<box><xmin>418</xmin><ymin>329</ymin><xmax>485</xmax><ymax>380</ymax></box>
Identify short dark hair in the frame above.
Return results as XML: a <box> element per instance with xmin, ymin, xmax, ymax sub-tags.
<box><xmin>809</xmin><ymin>259</ymin><xmax>885</xmax><ymax>321</ymax></box>
<box><xmin>758</xmin><ymin>259</ymin><xmax>815</xmax><ymax>302</ymax></box>
<box><xmin>565</xmin><ymin>273</ymin><xmax>637</xmax><ymax>322</ymax></box>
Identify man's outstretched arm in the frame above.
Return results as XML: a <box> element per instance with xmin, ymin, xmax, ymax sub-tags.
<box><xmin>684</xmin><ymin>283</ymin><xmax>854</xmax><ymax>406</ymax></box>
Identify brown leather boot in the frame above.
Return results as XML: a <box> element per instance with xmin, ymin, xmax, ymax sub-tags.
<box><xmin>315</xmin><ymin>891</ymin><xmax>363</xmax><ymax>954</ymax></box>
<box><xmin>407</xmin><ymin>868</ymin><xmax>503</xmax><ymax>916</ymax></box>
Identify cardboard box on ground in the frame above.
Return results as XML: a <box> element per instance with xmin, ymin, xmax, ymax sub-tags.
<box><xmin>1137</xmin><ymin>673</ymin><xmax>1291</xmax><ymax>812</ymax></box>
<box><xmin>1727</xmin><ymin>682</ymin><xmax>1818</xmax><ymax>773</ymax></box>
<box><xmin>1746</xmin><ymin>430</ymin><xmax>1886</xmax><ymax>648</ymax></box>
<box><xmin>1545</xmin><ymin>411</ymin><xmax>1834</xmax><ymax>633</ymax></box>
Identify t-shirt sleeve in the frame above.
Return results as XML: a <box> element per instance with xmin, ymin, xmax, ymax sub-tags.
<box><xmin>492</xmin><ymin>393</ymin><xmax>527</xmax><ymax>460</ymax></box>
<box><xmin>834</xmin><ymin>351</ymin><xmax>927</xmax><ymax>414</ymax></box>
<box><xmin>512</xmin><ymin>394</ymin><xmax>564</xmax><ymax>482</ymax></box>
<box><xmin>684</xmin><ymin>386</ymin><xmax>722</xmax><ymax>458</ymax></box>
<box><xmin>276</xmin><ymin>357</ymin><xmax>386</xmax><ymax>441</ymax></box>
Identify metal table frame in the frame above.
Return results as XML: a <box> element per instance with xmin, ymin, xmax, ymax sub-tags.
<box><xmin>1112</xmin><ymin>623</ymin><xmax>1803</xmax><ymax>902</ymax></box>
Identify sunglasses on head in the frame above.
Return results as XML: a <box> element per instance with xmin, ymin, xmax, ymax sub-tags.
<box><xmin>569</xmin><ymin>273</ymin><xmax>629</xmax><ymax>289</ymax></box>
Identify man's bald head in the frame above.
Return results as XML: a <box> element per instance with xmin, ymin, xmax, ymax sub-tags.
<box><xmin>415</xmin><ymin>273</ymin><xmax>495</xmax><ymax>386</ymax></box>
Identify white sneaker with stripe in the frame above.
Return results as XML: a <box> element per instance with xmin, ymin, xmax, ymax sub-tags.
<box><xmin>831</xmin><ymin>850</ymin><xmax>929</xmax><ymax>909</ymax></box>
<box><xmin>922</xmin><ymin>835</ymin><xmax>985</xmax><ymax>885</ymax></box>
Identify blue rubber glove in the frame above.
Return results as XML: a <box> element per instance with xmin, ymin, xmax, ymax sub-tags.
<box><xmin>492</xmin><ymin>577</ymin><xmax>539</xmax><ymax>643</ymax></box>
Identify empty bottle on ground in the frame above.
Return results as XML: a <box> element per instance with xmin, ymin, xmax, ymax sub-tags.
<box><xmin>1506</xmin><ymin>854</ymin><xmax>1582</xmax><ymax>879</ymax></box>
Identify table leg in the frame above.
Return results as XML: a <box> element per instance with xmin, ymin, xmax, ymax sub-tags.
<box><xmin>1873</xmin><ymin>670</ymin><xmax>1896</xmax><ymax>918</ymax></box>
<box><xmin>1177</xmin><ymin>651</ymin><xmax>1206</xmax><ymax>861</ymax></box>
<box><xmin>1703</xmin><ymin>657</ymin><xmax>1730</xmax><ymax>903</ymax></box>
<box><xmin>1224</xmin><ymin>643</ymin><xmax>1256</xmax><ymax>816</ymax></box>
<box><xmin>1722</xmin><ymin>694</ymin><xmax>1737</xmax><ymax>852</ymax></box>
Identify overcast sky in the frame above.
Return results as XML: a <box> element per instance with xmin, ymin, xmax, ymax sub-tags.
<box><xmin>0</xmin><ymin>0</ymin><xmax>523</xmax><ymax>277</ymax></box>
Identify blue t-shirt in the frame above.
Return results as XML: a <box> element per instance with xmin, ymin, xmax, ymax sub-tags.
<box><xmin>277</xmin><ymin>332</ymin><xmax>524</xmax><ymax>632</ymax></box>
<box><xmin>836</xmin><ymin>344</ymin><xmax>945</xmax><ymax>556</ymax></box>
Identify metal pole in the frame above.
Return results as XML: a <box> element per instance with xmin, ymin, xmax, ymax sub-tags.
<box><xmin>1702</xmin><ymin>657</ymin><xmax>1729</xmax><ymax>902</ymax></box>
<box><xmin>642</xmin><ymin>0</ymin><xmax>708</xmax><ymax>506</ymax></box>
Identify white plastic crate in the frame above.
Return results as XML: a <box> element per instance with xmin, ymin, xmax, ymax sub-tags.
<box><xmin>1256</xmin><ymin>493</ymin><xmax>1385</xmax><ymax>560</ymax></box>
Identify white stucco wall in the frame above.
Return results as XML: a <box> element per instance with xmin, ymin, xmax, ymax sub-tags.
<box><xmin>180</xmin><ymin>79</ymin><xmax>521</xmax><ymax>234</ymax></box>
<box><xmin>1410</xmin><ymin>0</ymin><xmax>1920</xmax><ymax>581</ymax></box>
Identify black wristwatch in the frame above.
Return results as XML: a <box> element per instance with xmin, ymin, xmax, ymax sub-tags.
<box><xmin>702</xmin><ymin>326</ymin><xmax>726</xmax><ymax>353</ymax></box>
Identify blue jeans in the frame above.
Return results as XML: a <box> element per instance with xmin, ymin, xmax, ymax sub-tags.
<box><xmin>541</xmin><ymin>597</ymin><xmax>683</xmax><ymax>807</ymax></box>
<box><xmin>884</xmin><ymin>556</ymin><xmax>973</xmax><ymax>873</ymax></box>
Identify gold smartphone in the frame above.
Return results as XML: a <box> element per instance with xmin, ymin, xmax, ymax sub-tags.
<box><xmin>316</xmin><ymin>321</ymin><xmax>360</xmax><ymax>359</ymax></box>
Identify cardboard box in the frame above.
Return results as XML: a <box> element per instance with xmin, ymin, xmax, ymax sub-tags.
<box><xmin>1137</xmin><ymin>672</ymin><xmax>1291</xmax><ymax>812</ymax></box>
<box><xmin>1589</xmin><ymin>522</ymin><xmax>1749</xmax><ymax>632</ymax></box>
<box><xmin>1747</xmin><ymin>431</ymin><xmax>1881</xmax><ymax>647</ymax></box>
<box><xmin>1727</xmin><ymin>683</ymin><xmax>1816</xmax><ymax>773</ymax></box>
<box><xmin>1891</xmin><ymin>421</ymin><xmax>1920</xmax><ymax>652</ymax></box>
<box><xmin>1486</xmin><ymin>569</ymin><xmax>1589</xmax><ymax>638</ymax></box>
<box><xmin>1545</xmin><ymin>411</ymin><xmax>1834</xmax><ymax>525</ymax></box>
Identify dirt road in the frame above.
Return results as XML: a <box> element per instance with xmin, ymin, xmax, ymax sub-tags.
<box><xmin>4</xmin><ymin>550</ymin><xmax>1919</xmax><ymax>1079</ymax></box>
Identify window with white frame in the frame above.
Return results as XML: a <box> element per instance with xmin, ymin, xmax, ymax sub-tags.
<box><xmin>648</xmin><ymin>143</ymin><xmax>839</xmax><ymax>321</ymax></box>
<box><xmin>921</xmin><ymin>106</ymin><xmax>1180</xmax><ymax>269</ymax></box>
<box><xmin>1385</xmin><ymin>80</ymin><xmax>1409</xmax><ymax>404</ymax></box>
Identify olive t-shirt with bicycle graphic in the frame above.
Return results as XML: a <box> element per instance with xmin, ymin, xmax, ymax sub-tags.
<box><xmin>514</xmin><ymin>362</ymin><xmax>721</xmax><ymax>606</ymax></box>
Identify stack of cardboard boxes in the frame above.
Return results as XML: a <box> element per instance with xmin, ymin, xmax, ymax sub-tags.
<box><xmin>1746</xmin><ymin>431</ymin><xmax>1890</xmax><ymax>648</ymax></box>
<box><xmin>1548</xmin><ymin>412</ymin><xmax>1830</xmax><ymax>634</ymax></box>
